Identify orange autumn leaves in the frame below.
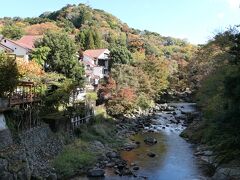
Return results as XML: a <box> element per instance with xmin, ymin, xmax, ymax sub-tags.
<box><xmin>16</xmin><ymin>57</ymin><xmax>45</xmax><ymax>80</ymax></box>
<box><xmin>25</xmin><ymin>22</ymin><xmax>60</xmax><ymax>35</ymax></box>
<box><xmin>100</xmin><ymin>77</ymin><xmax>136</xmax><ymax>102</ymax></box>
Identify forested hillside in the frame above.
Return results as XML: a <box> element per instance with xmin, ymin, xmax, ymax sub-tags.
<box><xmin>183</xmin><ymin>27</ymin><xmax>240</xmax><ymax>164</ymax></box>
<box><xmin>1</xmin><ymin>3</ymin><xmax>240</xmax><ymax>179</ymax></box>
<box><xmin>0</xmin><ymin>3</ymin><xmax>197</xmax><ymax>115</ymax></box>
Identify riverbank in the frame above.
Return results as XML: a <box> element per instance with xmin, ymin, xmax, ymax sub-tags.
<box><xmin>0</xmin><ymin>105</ymin><xmax>154</xmax><ymax>179</ymax></box>
<box><xmin>53</xmin><ymin>107</ymin><xmax>155</xmax><ymax>179</ymax></box>
<box><xmin>2</xmin><ymin>102</ymin><xmax>234</xmax><ymax>179</ymax></box>
<box><xmin>70</xmin><ymin>103</ymin><xmax>209</xmax><ymax>179</ymax></box>
<box><xmin>181</xmin><ymin>111</ymin><xmax>240</xmax><ymax>180</ymax></box>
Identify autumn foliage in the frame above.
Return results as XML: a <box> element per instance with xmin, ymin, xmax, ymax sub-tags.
<box><xmin>16</xmin><ymin>57</ymin><xmax>45</xmax><ymax>80</ymax></box>
<box><xmin>25</xmin><ymin>22</ymin><xmax>60</xmax><ymax>35</ymax></box>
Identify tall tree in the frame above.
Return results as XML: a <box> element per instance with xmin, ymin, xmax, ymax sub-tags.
<box><xmin>94</xmin><ymin>31</ymin><xmax>102</xmax><ymax>49</ymax></box>
<box><xmin>36</xmin><ymin>31</ymin><xmax>84</xmax><ymax>84</ymax></box>
<box><xmin>86</xmin><ymin>30</ymin><xmax>95</xmax><ymax>49</ymax></box>
<box><xmin>0</xmin><ymin>53</ymin><xmax>19</xmax><ymax>97</ymax></box>
<box><xmin>75</xmin><ymin>31</ymin><xmax>86</xmax><ymax>50</ymax></box>
<box><xmin>31</xmin><ymin>46</ymin><xmax>50</xmax><ymax>66</ymax></box>
<box><xmin>109</xmin><ymin>46</ymin><xmax>133</xmax><ymax>68</ymax></box>
<box><xmin>141</xmin><ymin>57</ymin><xmax>170</xmax><ymax>97</ymax></box>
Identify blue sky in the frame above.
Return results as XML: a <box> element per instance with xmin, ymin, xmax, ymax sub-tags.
<box><xmin>0</xmin><ymin>0</ymin><xmax>240</xmax><ymax>44</ymax></box>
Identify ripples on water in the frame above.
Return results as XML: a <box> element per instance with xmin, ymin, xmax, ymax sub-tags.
<box><xmin>110</xmin><ymin>103</ymin><xmax>205</xmax><ymax>180</ymax></box>
<box><xmin>79</xmin><ymin>103</ymin><xmax>207</xmax><ymax>180</ymax></box>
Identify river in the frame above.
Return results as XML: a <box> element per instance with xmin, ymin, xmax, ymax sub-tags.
<box><xmin>104</xmin><ymin>103</ymin><xmax>206</xmax><ymax>180</ymax></box>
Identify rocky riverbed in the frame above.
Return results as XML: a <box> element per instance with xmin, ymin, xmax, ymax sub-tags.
<box><xmin>75</xmin><ymin>103</ymin><xmax>211</xmax><ymax>180</ymax></box>
<box><xmin>83</xmin><ymin>102</ymin><xmax>240</xmax><ymax>180</ymax></box>
<box><xmin>3</xmin><ymin>102</ymin><xmax>239</xmax><ymax>180</ymax></box>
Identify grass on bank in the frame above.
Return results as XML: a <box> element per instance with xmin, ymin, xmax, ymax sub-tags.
<box><xmin>53</xmin><ymin>140</ymin><xmax>97</xmax><ymax>177</ymax></box>
<box><xmin>53</xmin><ymin>106</ymin><xmax>125</xmax><ymax>177</ymax></box>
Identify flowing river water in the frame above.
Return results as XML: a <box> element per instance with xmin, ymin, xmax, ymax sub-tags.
<box><xmin>81</xmin><ymin>103</ymin><xmax>207</xmax><ymax>180</ymax></box>
<box><xmin>104</xmin><ymin>103</ymin><xmax>206</xmax><ymax>180</ymax></box>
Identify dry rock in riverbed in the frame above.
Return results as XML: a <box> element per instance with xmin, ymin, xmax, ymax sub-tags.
<box><xmin>106</xmin><ymin>151</ymin><xmax>120</xmax><ymax>159</ymax></box>
<box><xmin>144</xmin><ymin>137</ymin><xmax>157</xmax><ymax>145</ymax></box>
<box><xmin>147</xmin><ymin>152</ymin><xmax>156</xmax><ymax>158</ymax></box>
<box><xmin>122</xmin><ymin>142</ymin><xmax>138</xmax><ymax>151</ymax></box>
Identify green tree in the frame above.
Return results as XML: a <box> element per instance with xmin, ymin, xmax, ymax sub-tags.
<box><xmin>109</xmin><ymin>46</ymin><xmax>133</xmax><ymax>68</ymax></box>
<box><xmin>76</xmin><ymin>29</ymin><xmax>102</xmax><ymax>50</ymax></box>
<box><xmin>36</xmin><ymin>31</ymin><xmax>84</xmax><ymax>84</ymax></box>
<box><xmin>190</xmin><ymin>28</ymin><xmax>240</xmax><ymax>161</ymax></box>
<box><xmin>105</xmin><ymin>64</ymin><xmax>154</xmax><ymax>116</ymax></box>
<box><xmin>1</xmin><ymin>24</ymin><xmax>24</xmax><ymax>40</ymax></box>
<box><xmin>31</xmin><ymin>46</ymin><xmax>50</xmax><ymax>66</ymax></box>
<box><xmin>0</xmin><ymin>53</ymin><xmax>19</xmax><ymax>97</ymax></box>
<box><xmin>94</xmin><ymin>31</ymin><xmax>102</xmax><ymax>48</ymax></box>
<box><xmin>75</xmin><ymin>31</ymin><xmax>86</xmax><ymax>50</ymax></box>
<box><xmin>73</xmin><ymin>7</ymin><xmax>91</xmax><ymax>28</ymax></box>
<box><xmin>141</xmin><ymin>57</ymin><xmax>170</xmax><ymax>97</ymax></box>
<box><xmin>86</xmin><ymin>30</ymin><xmax>95</xmax><ymax>49</ymax></box>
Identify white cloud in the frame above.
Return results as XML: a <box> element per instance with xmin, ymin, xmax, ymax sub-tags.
<box><xmin>227</xmin><ymin>0</ymin><xmax>240</xmax><ymax>9</ymax></box>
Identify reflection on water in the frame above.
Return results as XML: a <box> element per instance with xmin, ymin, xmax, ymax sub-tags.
<box><xmin>77</xmin><ymin>103</ymin><xmax>206</xmax><ymax>180</ymax></box>
<box><xmin>117</xmin><ymin>103</ymin><xmax>205</xmax><ymax>180</ymax></box>
<box><xmin>119</xmin><ymin>132</ymin><xmax>205</xmax><ymax>180</ymax></box>
<box><xmin>121</xmin><ymin>132</ymin><xmax>167</xmax><ymax>170</ymax></box>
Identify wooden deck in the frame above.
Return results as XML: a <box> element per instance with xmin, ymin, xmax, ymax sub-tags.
<box><xmin>10</xmin><ymin>97</ymin><xmax>40</xmax><ymax>106</ymax></box>
<box><xmin>0</xmin><ymin>81</ymin><xmax>41</xmax><ymax>112</ymax></box>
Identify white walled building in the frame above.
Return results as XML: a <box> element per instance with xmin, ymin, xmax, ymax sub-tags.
<box><xmin>0</xmin><ymin>35</ymin><xmax>41</xmax><ymax>61</ymax></box>
<box><xmin>82</xmin><ymin>49</ymin><xmax>110</xmax><ymax>86</ymax></box>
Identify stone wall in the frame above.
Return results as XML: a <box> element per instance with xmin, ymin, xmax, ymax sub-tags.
<box><xmin>0</xmin><ymin>129</ymin><xmax>13</xmax><ymax>150</ymax></box>
<box><xmin>0</xmin><ymin>124</ymin><xmax>65</xmax><ymax>179</ymax></box>
<box><xmin>0</xmin><ymin>114</ymin><xmax>13</xmax><ymax>150</ymax></box>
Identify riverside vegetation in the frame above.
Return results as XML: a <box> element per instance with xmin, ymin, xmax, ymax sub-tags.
<box><xmin>0</xmin><ymin>3</ymin><xmax>240</xmax><ymax>179</ymax></box>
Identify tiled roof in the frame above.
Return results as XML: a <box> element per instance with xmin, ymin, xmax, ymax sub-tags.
<box><xmin>14</xmin><ymin>35</ymin><xmax>42</xmax><ymax>50</ymax></box>
<box><xmin>83</xmin><ymin>49</ymin><xmax>109</xmax><ymax>59</ymax></box>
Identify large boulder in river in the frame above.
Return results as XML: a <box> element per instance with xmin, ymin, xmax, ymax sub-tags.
<box><xmin>87</xmin><ymin>168</ymin><xmax>105</xmax><ymax>177</ymax></box>
<box><xmin>144</xmin><ymin>137</ymin><xmax>157</xmax><ymax>145</ymax></box>
<box><xmin>122</xmin><ymin>142</ymin><xmax>137</xmax><ymax>151</ymax></box>
<box><xmin>106</xmin><ymin>151</ymin><xmax>120</xmax><ymax>159</ymax></box>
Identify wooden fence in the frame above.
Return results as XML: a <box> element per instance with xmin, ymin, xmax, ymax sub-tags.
<box><xmin>71</xmin><ymin>115</ymin><xmax>93</xmax><ymax>129</ymax></box>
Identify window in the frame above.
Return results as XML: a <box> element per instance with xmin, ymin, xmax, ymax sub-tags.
<box><xmin>98</xmin><ymin>59</ymin><xmax>105</xmax><ymax>66</ymax></box>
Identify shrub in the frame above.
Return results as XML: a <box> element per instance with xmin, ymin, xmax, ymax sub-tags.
<box><xmin>53</xmin><ymin>142</ymin><xmax>96</xmax><ymax>177</ymax></box>
<box><xmin>86</xmin><ymin>92</ymin><xmax>98</xmax><ymax>101</ymax></box>
<box><xmin>1</xmin><ymin>24</ymin><xmax>24</xmax><ymax>40</ymax></box>
<box><xmin>0</xmin><ymin>53</ymin><xmax>19</xmax><ymax>97</ymax></box>
<box><xmin>136</xmin><ymin>93</ymin><xmax>154</xmax><ymax>110</ymax></box>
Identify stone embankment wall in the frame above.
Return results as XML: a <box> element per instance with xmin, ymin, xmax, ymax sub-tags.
<box><xmin>0</xmin><ymin>114</ymin><xmax>13</xmax><ymax>150</ymax></box>
<box><xmin>0</xmin><ymin>123</ymin><xmax>65</xmax><ymax>180</ymax></box>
